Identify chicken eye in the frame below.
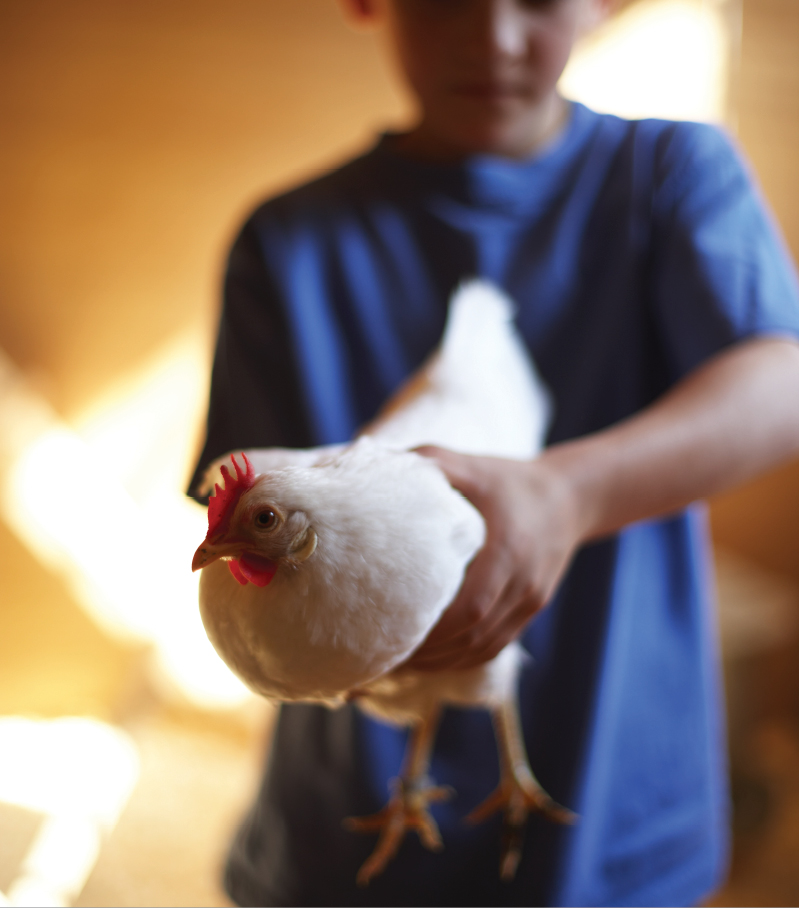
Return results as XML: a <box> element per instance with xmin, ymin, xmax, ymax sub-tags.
<box><xmin>255</xmin><ymin>509</ymin><xmax>276</xmax><ymax>529</ymax></box>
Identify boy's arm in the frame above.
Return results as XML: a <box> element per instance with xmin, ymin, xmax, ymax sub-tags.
<box><xmin>407</xmin><ymin>335</ymin><xmax>799</xmax><ymax>672</ymax></box>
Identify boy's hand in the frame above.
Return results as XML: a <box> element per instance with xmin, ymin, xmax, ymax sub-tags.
<box><xmin>405</xmin><ymin>446</ymin><xmax>583</xmax><ymax>672</ymax></box>
<box><xmin>405</xmin><ymin>338</ymin><xmax>799</xmax><ymax>672</ymax></box>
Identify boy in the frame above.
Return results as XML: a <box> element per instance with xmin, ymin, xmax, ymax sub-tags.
<box><xmin>190</xmin><ymin>0</ymin><xmax>799</xmax><ymax>904</ymax></box>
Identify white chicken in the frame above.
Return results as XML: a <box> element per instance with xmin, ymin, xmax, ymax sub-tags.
<box><xmin>192</xmin><ymin>280</ymin><xmax>574</xmax><ymax>884</ymax></box>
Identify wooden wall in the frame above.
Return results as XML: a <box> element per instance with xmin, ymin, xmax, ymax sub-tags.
<box><xmin>0</xmin><ymin>0</ymin><xmax>408</xmax><ymax>417</ymax></box>
<box><xmin>0</xmin><ymin>0</ymin><xmax>409</xmax><ymax>715</ymax></box>
<box><xmin>709</xmin><ymin>0</ymin><xmax>799</xmax><ymax>582</ymax></box>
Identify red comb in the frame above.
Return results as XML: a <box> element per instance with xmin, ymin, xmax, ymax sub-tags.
<box><xmin>207</xmin><ymin>453</ymin><xmax>256</xmax><ymax>539</ymax></box>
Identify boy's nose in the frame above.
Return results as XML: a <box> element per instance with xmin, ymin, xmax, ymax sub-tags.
<box><xmin>473</xmin><ymin>0</ymin><xmax>529</xmax><ymax>60</ymax></box>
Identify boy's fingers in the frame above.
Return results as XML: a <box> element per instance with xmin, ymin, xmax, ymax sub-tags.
<box><xmin>408</xmin><ymin>565</ymin><xmax>538</xmax><ymax>666</ymax></box>
<box><xmin>433</xmin><ymin>598</ymin><xmax>539</xmax><ymax>671</ymax></box>
<box><xmin>409</xmin><ymin>577</ymin><xmax>539</xmax><ymax>671</ymax></box>
<box><xmin>414</xmin><ymin>445</ymin><xmax>485</xmax><ymax>500</ymax></box>
<box><xmin>410</xmin><ymin>541</ymin><xmax>511</xmax><ymax>653</ymax></box>
<box><xmin>409</xmin><ymin>446</ymin><xmax>548</xmax><ymax>669</ymax></box>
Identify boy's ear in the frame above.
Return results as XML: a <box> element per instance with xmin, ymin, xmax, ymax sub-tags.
<box><xmin>337</xmin><ymin>0</ymin><xmax>385</xmax><ymax>29</ymax></box>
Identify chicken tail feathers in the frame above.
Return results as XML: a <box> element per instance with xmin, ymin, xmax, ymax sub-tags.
<box><xmin>439</xmin><ymin>279</ymin><xmax>516</xmax><ymax>363</ymax></box>
<box><xmin>436</xmin><ymin>280</ymin><xmax>553</xmax><ymax>456</ymax></box>
<box><xmin>364</xmin><ymin>279</ymin><xmax>553</xmax><ymax>459</ymax></box>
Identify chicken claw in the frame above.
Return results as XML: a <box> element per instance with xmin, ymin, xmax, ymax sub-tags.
<box><xmin>467</xmin><ymin>700</ymin><xmax>576</xmax><ymax>881</ymax></box>
<box><xmin>345</xmin><ymin>775</ymin><xmax>454</xmax><ymax>886</ymax></box>
<box><xmin>467</xmin><ymin>764</ymin><xmax>575</xmax><ymax>881</ymax></box>
<box><xmin>343</xmin><ymin>706</ymin><xmax>449</xmax><ymax>886</ymax></box>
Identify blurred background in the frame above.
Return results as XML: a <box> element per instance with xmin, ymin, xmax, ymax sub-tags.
<box><xmin>0</xmin><ymin>0</ymin><xmax>797</xmax><ymax>905</ymax></box>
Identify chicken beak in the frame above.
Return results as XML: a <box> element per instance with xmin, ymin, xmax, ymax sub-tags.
<box><xmin>192</xmin><ymin>537</ymin><xmax>238</xmax><ymax>572</ymax></box>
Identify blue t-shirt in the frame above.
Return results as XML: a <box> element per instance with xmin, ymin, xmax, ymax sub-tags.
<box><xmin>190</xmin><ymin>102</ymin><xmax>799</xmax><ymax>907</ymax></box>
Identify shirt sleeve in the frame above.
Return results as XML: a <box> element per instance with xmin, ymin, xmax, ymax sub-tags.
<box><xmin>187</xmin><ymin>213</ymin><xmax>313</xmax><ymax>500</ymax></box>
<box><xmin>651</xmin><ymin>121</ymin><xmax>799</xmax><ymax>381</ymax></box>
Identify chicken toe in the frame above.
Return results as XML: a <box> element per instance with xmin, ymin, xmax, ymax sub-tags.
<box><xmin>345</xmin><ymin>775</ymin><xmax>453</xmax><ymax>886</ymax></box>
<box><xmin>467</xmin><ymin>699</ymin><xmax>576</xmax><ymax>881</ymax></box>
<box><xmin>344</xmin><ymin>706</ymin><xmax>451</xmax><ymax>886</ymax></box>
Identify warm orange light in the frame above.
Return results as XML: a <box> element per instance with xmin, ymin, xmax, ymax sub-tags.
<box><xmin>0</xmin><ymin>337</ymin><xmax>251</xmax><ymax>710</ymax></box>
<box><xmin>0</xmin><ymin>717</ymin><xmax>139</xmax><ymax>907</ymax></box>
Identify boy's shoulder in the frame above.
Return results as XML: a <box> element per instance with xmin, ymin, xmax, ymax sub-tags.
<box><xmin>591</xmin><ymin>110</ymin><xmax>742</xmax><ymax>186</ymax></box>
<box><xmin>626</xmin><ymin>114</ymin><xmax>748</xmax><ymax>203</ymax></box>
<box><xmin>587</xmin><ymin>109</ymin><xmax>751</xmax><ymax>219</ymax></box>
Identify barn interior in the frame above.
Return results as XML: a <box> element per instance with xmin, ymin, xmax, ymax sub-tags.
<box><xmin>1</xmin><ymin>1</ymin><xmax>798</xmax><ymax>905</ymax></box>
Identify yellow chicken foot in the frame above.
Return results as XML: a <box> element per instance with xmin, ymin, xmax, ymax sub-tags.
<box><xmin>344</xmin><ymin>706</ymin><xmax>452</xmax><ymax>887</ymax></box>
<box><xmin>467</xmin><ymin>698</ymin><xmax>577</xmax><ymax>882</ymax></box>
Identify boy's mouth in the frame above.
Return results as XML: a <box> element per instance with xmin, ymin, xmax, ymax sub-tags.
<box><xmin>452</xmin><ymin>81</ymin><xmax>529</xmax><ymax>102</ymax></box>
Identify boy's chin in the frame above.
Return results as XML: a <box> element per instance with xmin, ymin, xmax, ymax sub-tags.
<box><xmin>438</xmin><ymin>121</ymin><xmax>554</xmax><ymax>161</ymax></box>
<box><xmin>461</xmin><ymin>130</ymin><xmax>539</xmax><ymax>159</ymax></box>
<box><xmin>419</xmin><ymin>97</ymin><xmax>567</xmax><ymax>161</ymax></box>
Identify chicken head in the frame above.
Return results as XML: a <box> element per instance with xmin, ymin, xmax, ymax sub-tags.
<box><xmin>192</xmin><ymin>453</ymin><xmax>317</xmax><ymax>587</ymax></box>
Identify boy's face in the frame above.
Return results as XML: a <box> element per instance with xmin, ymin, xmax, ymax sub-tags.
<box><xmin>344</xmin><ymin>0</ymin><xmax>609</xmax><ymax>159</ymax></box>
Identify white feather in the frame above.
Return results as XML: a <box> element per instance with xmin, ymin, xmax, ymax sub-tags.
<box><xmin>197</xmin><ymin>280</ymin><xmax>551</xmax><ymax>723</ymax></box>
<box><xmin>199</xmin><ymin>439</ymin><xmax>485</xmax><ymax>700</ymax></box>
<box><xmin>365</xmin><ymin>280</ymin><xmax>550</xmax><ymax>458</ymax></box>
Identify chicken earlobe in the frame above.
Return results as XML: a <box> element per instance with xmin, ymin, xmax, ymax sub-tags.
<box><xmin>288</xmin><ymin>526</ymin><xmax>317</xmax><ymax>564</ymax></box>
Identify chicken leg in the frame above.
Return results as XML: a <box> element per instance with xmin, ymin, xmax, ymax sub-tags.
<box><xmin>344</xmin><ymin>705</ymin><xmax>452</xmax><ymax>887</ymax></box>
<box><xmin>467</xmin><ymin>697</ymin><xmax>577</xmax><ymax>881</ymax></box>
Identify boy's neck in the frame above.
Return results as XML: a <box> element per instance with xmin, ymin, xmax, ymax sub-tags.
<box><xmin>392</xmin><ymin>92</ymin><xmax>570</xmax><ymax>163</ymax></box>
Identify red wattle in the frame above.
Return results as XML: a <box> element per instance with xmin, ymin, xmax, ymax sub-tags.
<box><xmin>237</xmin><ymin>552</ymin><xmax>278</xmax><ymax>587</ymax></box>
<box><xmin>228</xmin><ymin>560</ymin><xmax>249</xmax><ymax>585</ymax></box>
